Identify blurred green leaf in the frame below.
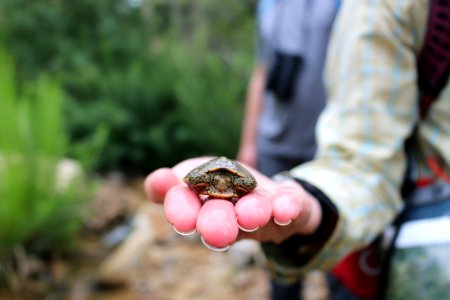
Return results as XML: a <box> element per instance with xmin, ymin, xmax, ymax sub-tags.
<box><xmin>0</xmin><ymin>49</ymin><xmax>88</xmax><ymax>262</ymax></box>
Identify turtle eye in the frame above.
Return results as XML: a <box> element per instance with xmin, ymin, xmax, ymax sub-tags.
<box><xmin>188</xmin><ymin>172</ymin><xmax>209</xmax><ymax>185</ymax></box>
<box><xmin>233</xmin><ymin>177</ymin><xmax>255</xmax><ymax>193</ymax></box>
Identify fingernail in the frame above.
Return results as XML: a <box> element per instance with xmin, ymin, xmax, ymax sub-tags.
<box><xmin>200</xmin><ymin>236</ymin><xmax>230</xmax><ymax>252</ymax></box>
<box><xmin>274</xmin><ymin>218</ymin><xmax>292</xmax><ymax>226</ymax></box>
<box><xmin>173</xmin><ymin>226</ymin><xmax>196</xmax><ymax>236</ymax></box>
<box><xmin>238</xmin><ymin>224</ymin><xmax>259</xmax><ymax>233</ymax></box>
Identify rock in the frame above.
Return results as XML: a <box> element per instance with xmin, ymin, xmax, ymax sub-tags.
<box><xmin>96</xmin><ymin>203</ymin><xmax>155</xmax><ymax>285</ymax></box>
<box><xmin>102</xmin><ymin>224</ymin><xmax>133</xmax><ymax>248</ymax></box>
<box><xmin>86</xmin><ymin>173</ymin><xmax>141</xmax><ymax>231</ymax></box>
<box><xmin>227</xmin><ymin>240</ymin><xmax>265</xmax><ymax>269</ymax></box>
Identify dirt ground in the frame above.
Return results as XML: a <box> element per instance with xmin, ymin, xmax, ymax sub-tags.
<box><xmin>0</xmin><ymin>175</ymin><xmax>329</xmax><ymax>300</ymax></box>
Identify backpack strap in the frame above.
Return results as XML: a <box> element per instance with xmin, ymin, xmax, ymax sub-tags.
<box><xmin>379</xmin><ymin>1</ymin><xmax>450</xmax><ymax>298</ymax></box>
<box><xmin>401</xmin><ymin>0</ymin><xmax>450</xmax><ymax>197</ymax></box>
<box><xmin>417</xmin><ymin>0</ymin><xmax>450</xmax><ymax>119</ymax></box>
<box><xmin>417</xmin><ymin>1</ymin><xmax>450</xmax><ymax>186</ymax></box>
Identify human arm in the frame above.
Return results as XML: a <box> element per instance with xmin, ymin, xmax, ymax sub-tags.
<box><xmin>237</xmin><ymin>64</ymin><xmax>266</xmax><ymax>168</ymax></box>
<box><xmin>260</xmin><ymin>0</ymin><xmax>429</xmax><ymax>281</ymax></box>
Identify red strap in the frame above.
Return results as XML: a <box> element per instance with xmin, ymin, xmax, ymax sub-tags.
<box><xmin>427</xmin><ymin>156</ymin><xmax>450</xmax><ymax>184</ymax></box>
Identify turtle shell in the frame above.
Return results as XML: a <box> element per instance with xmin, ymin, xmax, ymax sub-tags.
<box><xmin>183</xmin><ymin>156</ymin><xmax>257</xmax><ymax>199</ymax></box>
<box><xmin>203</xmin><ymin>157</ymin><xmax>248</xmax><ymax>175</ymax></box>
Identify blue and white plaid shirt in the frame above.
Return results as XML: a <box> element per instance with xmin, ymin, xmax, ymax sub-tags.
<box><xmin>265</xmin><ymin>0</ymin><xmax>450</xmax><ymax>282</ymax></box>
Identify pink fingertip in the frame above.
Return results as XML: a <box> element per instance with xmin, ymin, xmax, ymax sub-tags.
<box><xmin>273</xmin><ymin>218</ymin><xmax>292</xmax><ymax>226</ymax></box>
<box><xmin>235</xmin><ymin>190</ymin><xmax>272</xmax><ymax>231</ymax></box>
<box><xmin>164</xmin><ymin>185</ymin><xmax>201</xmax><ymax>234</ymax></box>
<box><xmin>238</xmin><ymin>224</ymin><xmax>259</xmax><ymax>232</ymax></box>
<box><xmin>201</xmin><ymin>236</ymin><xmax>231</xmax><ymax>252</ymax></box>
<box><xmin>155</xmin><ymin>169</ymin><xmax>179</xmax><ymax>193</ymax></box>
<box><xmin>196</xmin><ymin>200</ymin><xmax>238</xmax><ymax>249</ymax></box>
<box><xmin>172</xmin><ymin>226</ymin><xmax>196</xmax><ymax>236</ymax></box>
<box><xmin>272</xmin><ymin>193</ymin><xmax>301</xmax><ymax>225</ymax></box>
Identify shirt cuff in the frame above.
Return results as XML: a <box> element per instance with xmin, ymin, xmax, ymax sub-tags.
<box><xmin>261</xmin><ymin>177</ymin><xmax>339</xmax><ymax>283</ymax></box>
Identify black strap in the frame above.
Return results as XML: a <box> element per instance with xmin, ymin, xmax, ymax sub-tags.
<box><xmin>417</xmin><ymin>0</ymin><xmax>450</xmax><ymax>119</ymax></box>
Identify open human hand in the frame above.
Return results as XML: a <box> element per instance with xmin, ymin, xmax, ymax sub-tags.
<box><xmin>144</xmin><ymin>157</ymin><xmax>321</xmax><ymax>251</ymax></box>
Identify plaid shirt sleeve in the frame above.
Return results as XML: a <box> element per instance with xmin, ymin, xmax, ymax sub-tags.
<box><xmin>262</xmin><ymin>0</ymin><xmax>443</xmax><ymax>282</ymax></box>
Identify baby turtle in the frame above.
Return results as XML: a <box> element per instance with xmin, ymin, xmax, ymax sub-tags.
<box><xmin>183</xmin><ymin>156</ymin><xmax>257</xmax><ymax>200</ymax></box>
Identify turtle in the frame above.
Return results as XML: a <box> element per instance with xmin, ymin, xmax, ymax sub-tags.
<box><xmin>183</xmin><ymin>156</ymin><xmax>257</xmax><ymax>200</ymax></box>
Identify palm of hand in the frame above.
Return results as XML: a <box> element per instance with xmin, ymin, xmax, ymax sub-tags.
<box><xmin>144</xmin><ymin>157</ymin><xmax>319</xmax><ymax>251</ymax></box>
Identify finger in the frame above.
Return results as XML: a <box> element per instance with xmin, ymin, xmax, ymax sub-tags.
<box><xmin>164</xmin><ymin>185</ymin><xmax>201</xmax><ymax>235</ymax></box>
<box><xmin>144</xmin><ymin>168</ymin><xmax>180</xmax><ymax>204</ymax></box>
<box><xmin>235</xmin><ymin>189</ymin><xmax>272</xmax><ymax>232</ymax></box>
<box><xmin>271</xmin><ymin>183</ymin><xmax>304</xmax><ymax>226</ymax></box>
<box><xmin>196</xmin><ymin>200</ymin><xmax>239</xmax><ymax>251</ymax></box>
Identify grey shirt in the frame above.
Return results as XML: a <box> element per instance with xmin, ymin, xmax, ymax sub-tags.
<box><xmin>257</xmin><ymin>0</ymin><xmax>338</xmax><ymax>160</ymax></box>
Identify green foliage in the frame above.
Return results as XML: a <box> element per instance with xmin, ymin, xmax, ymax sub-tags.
<box><xmin>0</xmin><ymin>0</ymin><xmax>256</xmax><ymax>175</ymax></box>
<box><xmin>0</xmin><ymin>50</ymin><xmax>86</xmax><ymax>260</ymax></box>
<box><xmin>172</xmin><ymin>47</ymin><xmax>245</xmax><ymax>158</ymax></box>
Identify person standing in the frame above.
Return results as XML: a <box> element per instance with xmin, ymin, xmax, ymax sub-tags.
<box><xmin>238</xmin><ymin>0</ymin><xmax>339</xmax><ymax>177</ymax></box>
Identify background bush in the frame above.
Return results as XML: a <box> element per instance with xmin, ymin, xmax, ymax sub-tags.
<box><xmin>0</xmin><ymin>0</ymin><xmax>256</xmax><ymax>175</ymax></box>
<box><xmin>0</xmin><ymin>49</ymin><xmax>87</xmax><ymax>283</ymax></box>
